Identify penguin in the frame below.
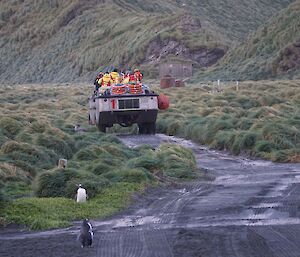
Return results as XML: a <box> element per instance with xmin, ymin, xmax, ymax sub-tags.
<box><xmin>76</xmin><ymin>184</ymin><xmax>88</xmax><ymax>203</ymax></box>
<box><xmin>78</xmin><ymin>218</ymin><xmax>93</xmax><ymax>248</ymax></box>
<box><xmin>74</xmin><ymin>124</ymin><xmax>87</xmax><ymax>133</ymax></box>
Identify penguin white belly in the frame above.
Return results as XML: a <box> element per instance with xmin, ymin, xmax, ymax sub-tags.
<box><xmin>77</xmin><ymin>188</ymin><xmax>87</xmax><ymax>202</ymax></box>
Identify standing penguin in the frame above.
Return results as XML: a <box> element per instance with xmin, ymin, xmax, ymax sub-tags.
<box><xmin>78</xmin><ymin>218</ymin><xmax>93</xmax><ymax>248</ymax></box>
<box><xmin>76</xmin><ymin>184</ymin><xmax>88</xmax><ymax>203</ymax></box>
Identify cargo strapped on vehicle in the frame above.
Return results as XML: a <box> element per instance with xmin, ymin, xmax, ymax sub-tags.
<box><xmin>110</xmin><ymin>84</ymin><xmax>143</xmax><ymax>95</ymax></box>
<box><xmin>128</xmin><ymin>84</ymin><xmax>143</xmax><ymax>94</ymax></box>
<box><xmin>112</xmin><ymin>85</ymin><xmax>126</xmax><ymax>95</ymax></box>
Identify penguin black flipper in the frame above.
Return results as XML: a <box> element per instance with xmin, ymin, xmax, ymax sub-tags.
<box><xmin>87</xmin><ymin>230</ymin><xmax>93</xmax><ymax>247</ymax></box>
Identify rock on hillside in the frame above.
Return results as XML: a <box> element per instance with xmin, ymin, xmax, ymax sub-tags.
<box><xmin>0</xmin><ymin>0</ymin><xmax>293</xmax><ymax>83</ymax></box>
<box><xmin>144</xmin><ymin>39</ymin><xmax>226</xmax><ymax>67</ymax></box>
<box><xmin>273</xmin><ymin>38</ymin><xmax>300</xmax><ymax>75</ymax></box>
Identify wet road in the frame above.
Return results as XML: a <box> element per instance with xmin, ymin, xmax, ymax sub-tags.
<box><xmin>1</xmin><ymin>134</ymin><xmax>300</xmax><ymax>257</ymax></box>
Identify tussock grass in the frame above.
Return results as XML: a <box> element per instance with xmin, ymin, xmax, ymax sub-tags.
<box><xmin>197</xmin><ymin>0</ymin><xmax>300</xmax><ymax>80</ymax></box>
<box><xmin>156</xmin><ymin>80</ymin><xmax>300</xmax><ymax>162</ymax></box>
<box><xmin>157</xmin><ymin>144</ymin><xmax>197</xmax><ymax>179</ymax></box>
<box><xmin>127</xmin><ymin>144</ymin><xmax>197</xmax><ymax>179</ymax></box>
<box><xmin>0</xmin><ymin>83</ymin><xmax>198</xmax><ymax>229</ymax></box>
<box><xmin>0</xmin><ymin>117</ymin><xmax>23</xmax><ymax>138</ymax></box>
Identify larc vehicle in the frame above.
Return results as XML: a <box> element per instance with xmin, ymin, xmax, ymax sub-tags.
<box><xmin>88</xmin><ymin>83</ymin><xmax>169</xmax><ymax>134</ymax></box>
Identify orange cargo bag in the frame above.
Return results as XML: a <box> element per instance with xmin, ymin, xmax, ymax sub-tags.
<box><xmin>157</xmin><ymin>94</ymin><xmax>169</xmax><ymax>110</ymax></box>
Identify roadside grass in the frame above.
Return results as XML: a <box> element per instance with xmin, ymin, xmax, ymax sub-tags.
<box><xmin>156</xmin><ymin>80</ymin><xmax>300</xmax><ymax>163</ymax></box>
<box><xmin>0</xmin><ymin>83</ymin><xmax>198</xmax><ymax>229</ymax></box>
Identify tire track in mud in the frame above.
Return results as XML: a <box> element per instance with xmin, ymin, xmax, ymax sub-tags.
<box><xmin>253</xmin><ymin>226</ymin><xmax>300</xmax><ymax>257</ymax></box>
<box><xmin>96</xmin><ymin>229</ymin><xmax>173</xmax><ymax>257</ymax></box>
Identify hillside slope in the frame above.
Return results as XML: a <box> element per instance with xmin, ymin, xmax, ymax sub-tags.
<box><xmin>0</xmin><ymin>0</ymin><xmax>293</xmax><ymax>83</ymax></box>
<box><xmin>196</xmin><ymin>0</ymin><xmax>300</xmax><ymax>81</ymax></box>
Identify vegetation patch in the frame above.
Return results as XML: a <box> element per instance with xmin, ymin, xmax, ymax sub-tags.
<box><xmin>3</xmin><ymin>183</ymin><xmax>144</xmax><ymax>230</ymax></box>
<box><xmin>156</xmin><ymin>80</ymin><xmax>300</xmax><ymax>162</ymax></box>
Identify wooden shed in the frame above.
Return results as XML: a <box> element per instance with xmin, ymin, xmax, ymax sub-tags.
<box><xmin>159</xmin><ymin>62</ymin><xmax>192</xmax><ymax>79</ymax></box>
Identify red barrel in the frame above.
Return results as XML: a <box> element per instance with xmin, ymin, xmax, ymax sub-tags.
<box><xmin>160</xmin><ymin>75</ymin><xmax>175</xmax><ymax>88</ymax></box>
<box><xmin>175</xmin><ymin>79</ymin><xmax>185</xmax><ymax>87</ymax></box>
<box><xmin>157</xmin><ymin>94</ymin><xmax>169</xmax><ymax>110</ymax></box>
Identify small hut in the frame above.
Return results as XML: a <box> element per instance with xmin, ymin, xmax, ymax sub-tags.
<box><xmin>159</xmin><ymin>62</ymin><xmax>192</xmax><ymax>88</ymax></box>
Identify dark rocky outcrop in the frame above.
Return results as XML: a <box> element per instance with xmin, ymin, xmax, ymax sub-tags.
<box><xmin>273</xmin><ymin>38</ymin><xmax>300</xmax><ymax>74</ymax></box>
<box><xmin>145</xmin><ymin>39</ymin><xmax>226</xmax><ymax>67</ymax></box>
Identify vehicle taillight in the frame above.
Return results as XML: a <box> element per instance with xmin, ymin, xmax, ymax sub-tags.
<box><xmin>111</xmin><ymin>99</ymin><xmax>116</xmax><ymax>109</ymax></box>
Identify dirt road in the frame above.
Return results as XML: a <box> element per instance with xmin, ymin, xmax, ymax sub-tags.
<box><xmin>1</xmin><ymin>134</ymin><xmax>300</xmax><ymax>257</ymax></box>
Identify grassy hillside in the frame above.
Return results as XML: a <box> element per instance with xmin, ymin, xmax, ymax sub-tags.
<box><xmin>0</xmin><ymin>83</ymin><xmax>198</xmax><ymax>229</ymax></box>
<box><xmin>196</xmin><ymin>0</ymin><xmax>300</xmax><ymax>81</ymax></box>
<box><xmin>0</xmin><ymin>0</ymin><xmax>292</xmax><ymax>83</ymax></box>
<box><xmin>156</xmin><ymin>80</ymin><xmax>300</xmax><ymax>163</ymax></box>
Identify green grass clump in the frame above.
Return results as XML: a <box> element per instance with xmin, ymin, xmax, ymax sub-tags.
<box><xmin>35</xmin><ymin>134</ymin><xmax>74</xmax><ymax>159</ymax></box>
<box><xmin>34</xmin><ymin>168</ymin><xmax>79</xmax><ymax>197</ymax></box>
<box><xmin>91</xmin><ymin>162</ymin><xmax>114</xmax><ymax>176</ymax></box>
<box><xmin>211</xmin><ymin>131</ymin><xmax>236</xmax><ymax>150</ymax></box>
<box><xmin>0</xmin><ymin>162</ymin><xmax>30</xmax><ymax>183</ymax></box>
<box><xmin>255</xmin><ymin>140</ymin><xmax>275</xmax><ymax>153</ymax></box>
<box><xmin>0</xmin><ymin>117</ymin><xmax>23</xmax><ymax>138</ymax></box>
<box><xmin>1</xmin><ymin>141</ymin><xmax>56</xmax><ymax>169</ymax></box>
<box><xmin>75</xmin><ymin>148</ymin><xmax>99</xmax><ymax>161</ymax></box>
<box><xmin>126</xmin><ymin>144</ymin><xmax>198</xmax><ymax>179</ymax></box>
<box><xmin>230</xmin><ymin>131</ymin><xmax>260</xmax><ymax>155</ymax></box>
<box><xmin>35</xmin><ymin>166</ymin><xmax>112</xmax><ymax>199</ymax></box>
<box><xmin>126</xmin><ymin>151</ymin><xmax>160</xmax><ymax>171</ymax></box>
<box><xmin>0</xmin><ymin>129</ymin><xmax>9</xmax><ymax>146</ymax></box>
<box><xmin>103</xmin><ymin>168</ymin><xmax>152</xmax><ymax>184</ymax></box>
<box><xmin>2</xmin><ymin>181</ymin><xmax>32</xmax><ymax>200</ymax></box>
<box><xmin>157</xmin><ymin>144</ymin><xmax>197</xmax><ymax>179</ymax></box>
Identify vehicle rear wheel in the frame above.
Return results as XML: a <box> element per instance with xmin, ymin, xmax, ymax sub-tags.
<box><xmin>88</xmin><ymin>114</ymin><xmax>94</xmax><ymax>125</ymax></box>
<box><xmin>148</xmin><ymin>122</ymin><xmax>156</xmax><ymax>135</ymax></box>
<box><xmin>138</xmin><ymin>123</ymin><xmax>145</xmax><ymax>134</ymax></box>
<box><xmin>97</xmin><ymin>123</ymin><xmax>106</xmax><ymax>133</ymax></box>
<box><xmin>139</xmin><ymin>122</ymin><xmax>156</xmax><ymax>135</ymax></box>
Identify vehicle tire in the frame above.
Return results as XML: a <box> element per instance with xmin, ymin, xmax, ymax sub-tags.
<box><xmin>139</xmin><ymin>123</ymin><xmax>155</xmax><ymax>134</ymax></box>
<box><xmin>145</xmin><ymin>123</ymin><xmax>151</xmax><ymax>134</ymax></box>
<box><xmin>97</xmin><ymin>123</ymin><xmax>106</xmax><ymax>133</ymax></box>
<box><xmin>138</xmin><ymin>123</ymin><xmax>145</xmax><ymax>134</ymax></box>
<box><xmin>149</xmin><ymin>122</ymin><xmax>156</xmax><ymax>135</ymax></box>
<box><xmin>88</xmin><ymin>114</ymin><xmax>94</xmax><ymax>125</ymax></box>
